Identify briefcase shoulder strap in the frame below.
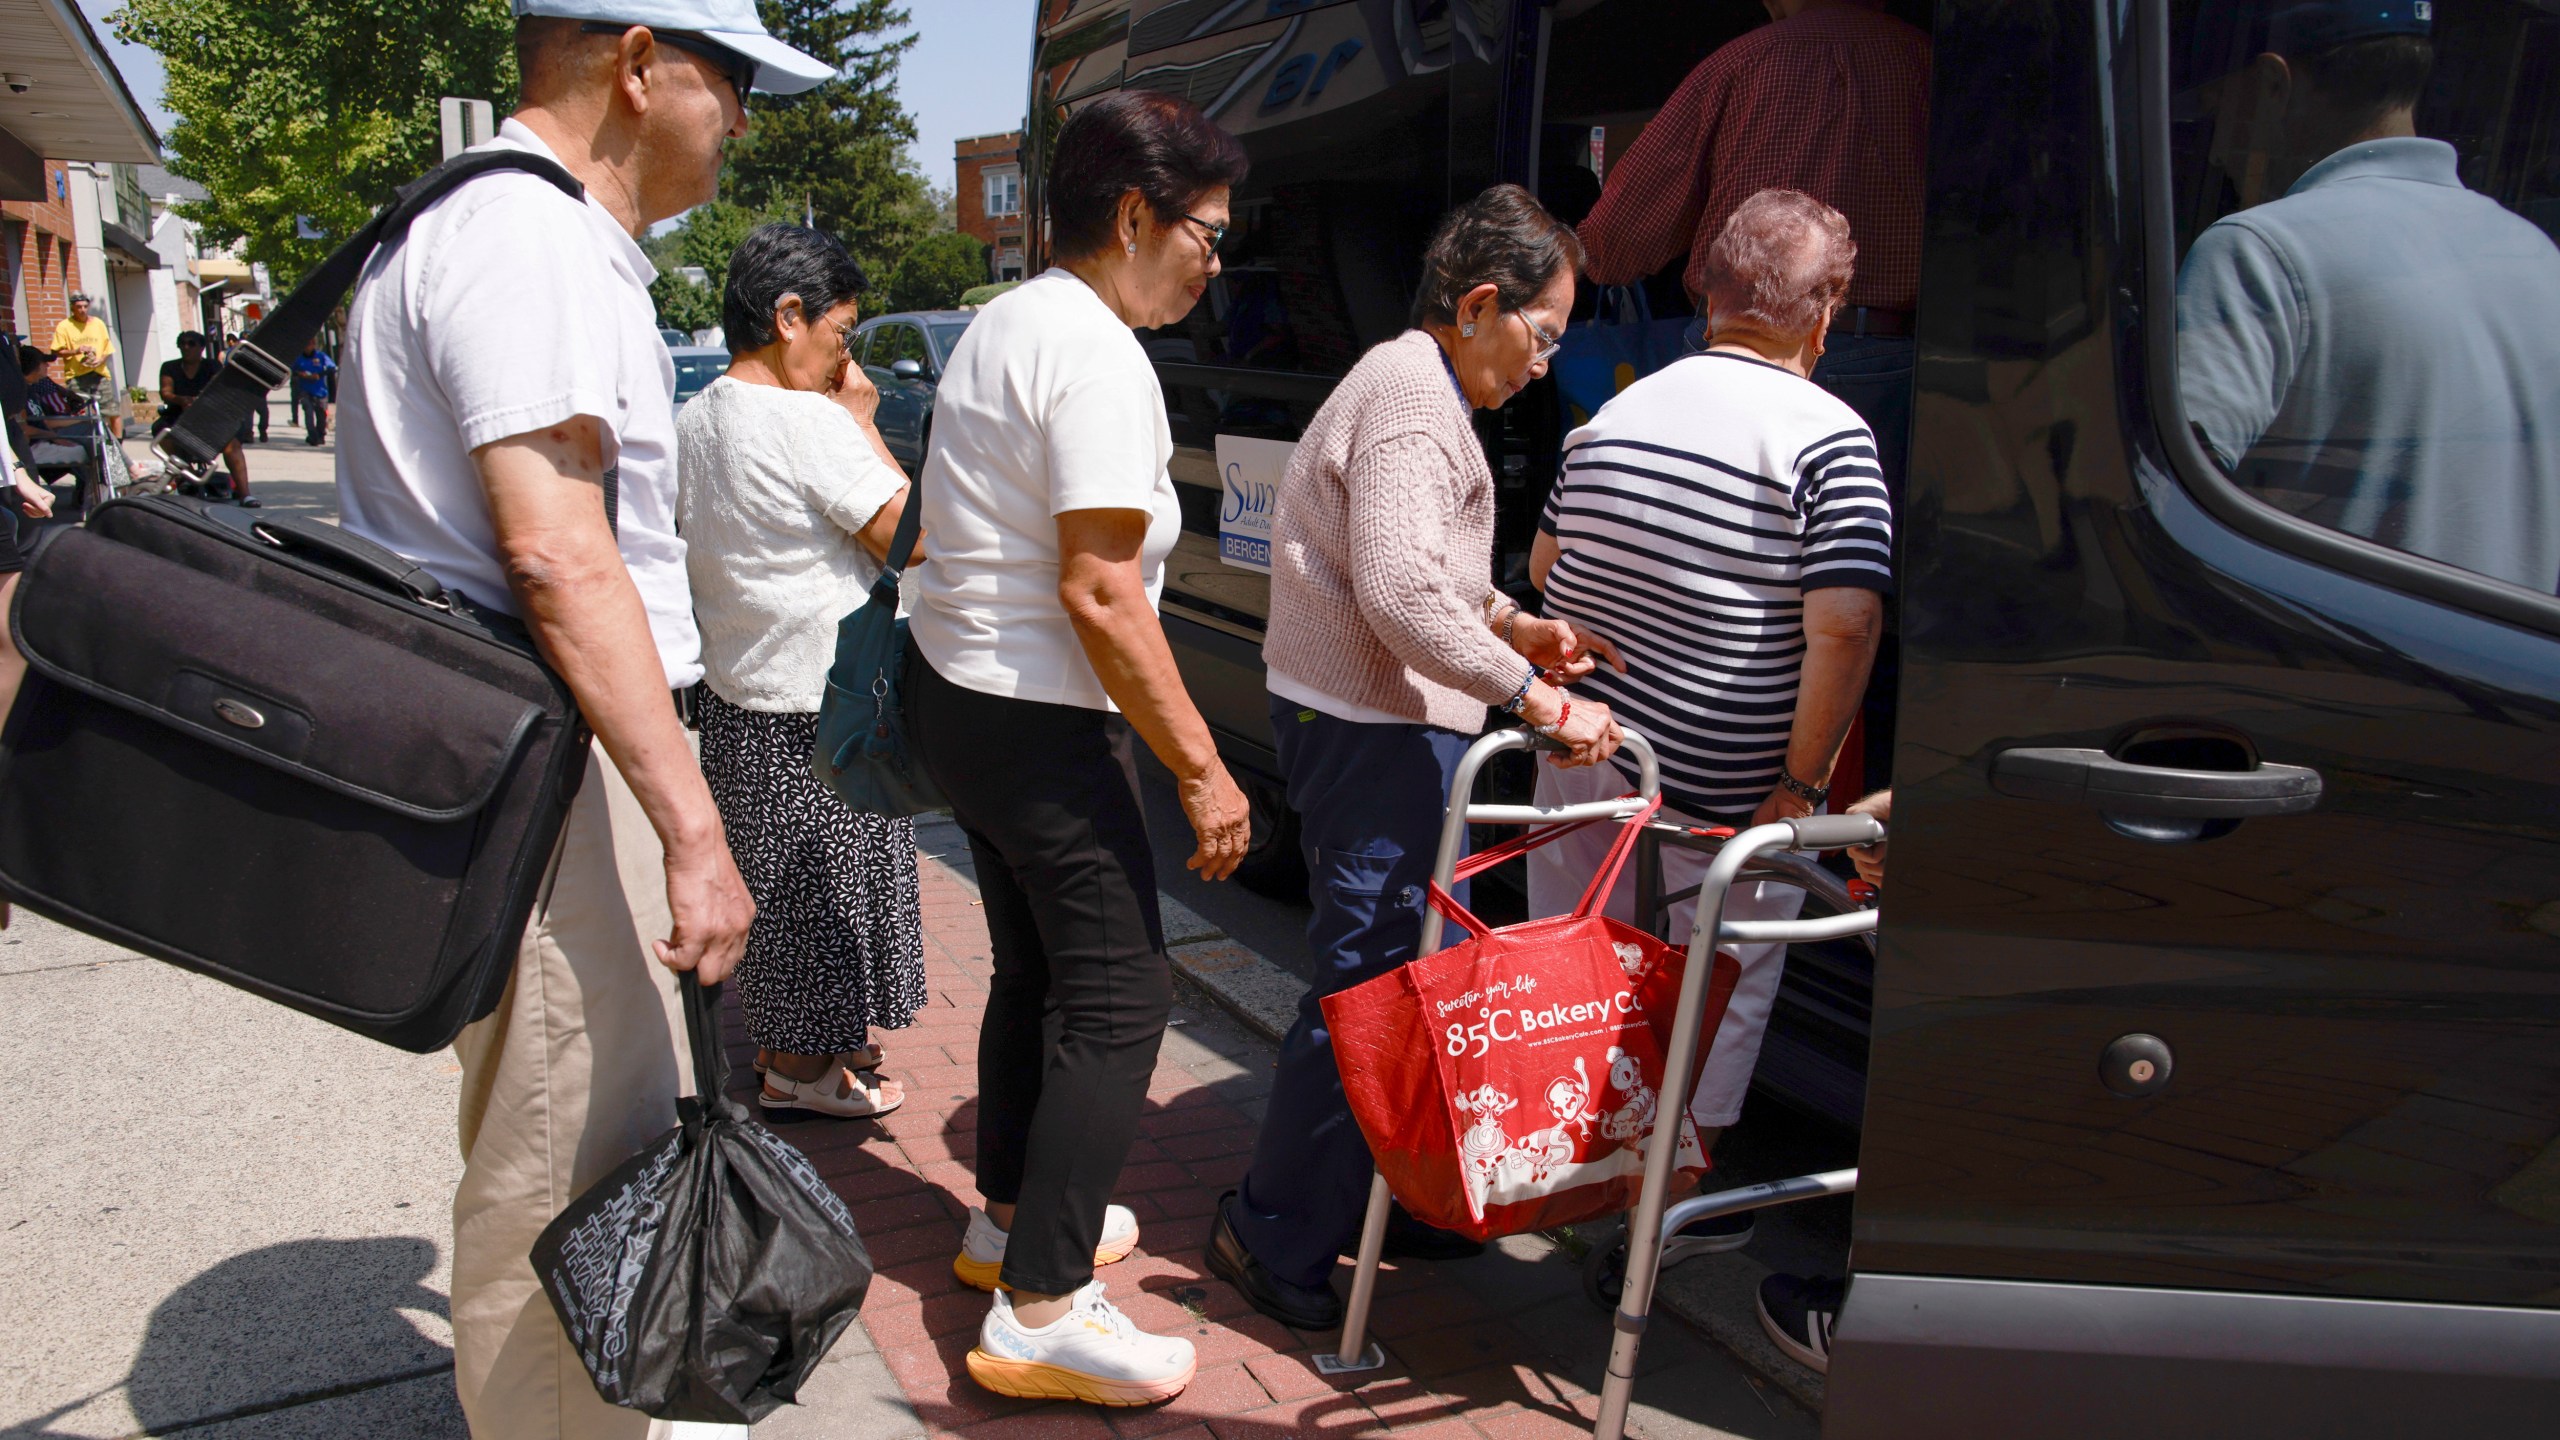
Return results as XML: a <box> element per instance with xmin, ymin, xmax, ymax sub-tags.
<box><xmin>162</xmin><ymin>151</ymin><xmax>585</xmax><ymax>478</ymax></box>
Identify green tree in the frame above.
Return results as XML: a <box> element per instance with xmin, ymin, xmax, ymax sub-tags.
<box><xmin>115</xmin><ymin>0</ymin><xmax>518</xmax><ymax>290</ymax></box>
<box><xmin>887</xmin><ymin>232</ymin><xmax>989</xmax><ymax>314</ymax></box>
<box><xmin>723</xmin><ymin>1</ymin><xmax>933</xmax><ymax>295</ymax></box>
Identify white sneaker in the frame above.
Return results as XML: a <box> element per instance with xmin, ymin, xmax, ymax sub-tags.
<box><xmin>966</xmin><ymin>1281</ymin><xmax>1196</xmax><ymax>1406</ymax></box>
<box><xmin>953</xmin><ymin>1203</ymin><xmax>1140</xmax><ymax>1291</ymax></box>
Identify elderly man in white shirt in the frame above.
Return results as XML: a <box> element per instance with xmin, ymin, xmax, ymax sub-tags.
<box><xmin>333</xmin><ymin>4</ymin><xmax>830</xmax><ymax>1437</ymax></box>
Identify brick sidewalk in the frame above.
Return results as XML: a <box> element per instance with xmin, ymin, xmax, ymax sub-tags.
<box><xmin>723</xmin><ymin>843</ymin><xmax>1631</xmax><ymax>1440</ymax></box>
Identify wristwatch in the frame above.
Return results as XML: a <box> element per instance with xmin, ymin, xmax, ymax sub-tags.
<box><xmin>1776</xmin><ymin>766</ymin><xmax>1830</xmax><ymax>806</ymax></box>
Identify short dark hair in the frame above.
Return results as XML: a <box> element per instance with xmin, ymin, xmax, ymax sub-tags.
<box><xmin>17</xmin><ymin>345</ymin><xmax>44</xmax><ymax>376</ymax></box>
<box><xmin>2291</xmin><ymin>35</ymin><xmax>2433</xmax><ymax>126</ymax></box>
<box><xmin>515</xmin><ymin>15</ymin><xmax>613</xmax><ymax>103</ymax></box>
<box><xmin>177</xmin><ymin>330</ymin><xmax>205</xmax><ymax>347</ymax></box>
<box><xmin>1046</xmin><ymin>90</ymin><xmax>1249</xmax><ymax>260</ymax></box>
<box><xmin>1409</xmin><ymin>183</ymin><xmax>1585</xmax><ymax>328</ymax></box>
<box><xmin>722</xmin><ymin>223</ymin><xmax>869</xmax><ymax>352</ymax></box>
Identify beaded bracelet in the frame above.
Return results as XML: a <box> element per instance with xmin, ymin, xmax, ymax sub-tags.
<box><xmin>1500</xmin><ymin>665</ymin><xmax>1537</xmax><ymax>716</ymax></box>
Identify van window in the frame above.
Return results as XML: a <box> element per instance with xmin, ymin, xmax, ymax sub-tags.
<box><xmin>2165</xmin><ymin>0</ymin><xmax>2560</xmax><ymax>596</ymax></box>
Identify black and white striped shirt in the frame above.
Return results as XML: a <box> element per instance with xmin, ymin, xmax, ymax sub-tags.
<box><xmin>1538</xmin><ymin>351</ymin><xmax>1893</xmax><ymax>821</ymax></box>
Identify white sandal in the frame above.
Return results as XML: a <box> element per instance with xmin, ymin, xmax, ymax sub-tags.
<box><xmin>760</xmin><ymin>1066</ymin><xmax>904</xmax><ymax>1119</ymax></box>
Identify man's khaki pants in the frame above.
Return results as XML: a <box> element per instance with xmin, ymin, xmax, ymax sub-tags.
<box><xmin>451</xmin><ymin>746</ymin><xmax>691</xmax><ymax>1440</ymax></box>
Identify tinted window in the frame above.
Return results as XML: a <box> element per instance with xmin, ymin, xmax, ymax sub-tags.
<box><xmin>2167</xmin><ymin>0</ymin><xmax>2560</xmax><ymax>594</ymax></box>
<box><xmin>928</xmin><ymin>318</ymin><xmax>973</xmax><ymax>363</ymax></box>
<box><xmin>872</xmin><ymin>324</ymin><xmax>931</xmax><ymax>371</ymax></box>
<box><xmin>670</xmin><ymin>351</ymin><xmax>726</xmax><ymax>403</ymax></box>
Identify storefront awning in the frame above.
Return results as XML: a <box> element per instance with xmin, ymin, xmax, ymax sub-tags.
<box><xmin>102</xmin><ymin>220</ymin><xmax>158</xmax><ymax>269</ymax></box>
<box><xmin>0</xmin><ymin>0</ymin><xmax>162</xmax><ymax>177</ymax></box>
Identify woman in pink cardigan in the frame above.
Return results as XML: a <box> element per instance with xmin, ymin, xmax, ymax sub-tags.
<box><xmin>1204</xmin><ymin>184</ymin><xmax>1625</xmax><ymax>1328</ymax></box>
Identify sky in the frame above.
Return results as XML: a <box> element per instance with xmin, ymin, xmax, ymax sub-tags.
<box><xmin>73</xmin><ymin>0</ymin><xmax>1041</xmax><ymax>196</ymax></box>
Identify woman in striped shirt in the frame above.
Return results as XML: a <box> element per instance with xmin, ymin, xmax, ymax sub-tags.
<box><xmin>1529</xmin><ymin>189</ymin><xmax>1891</xmax><ymax>1248</ymax></box>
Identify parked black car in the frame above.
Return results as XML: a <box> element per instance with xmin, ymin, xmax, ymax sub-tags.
<box><xmin>851</xmin><ymin>310</ymin><xmax>976</xmax><ymax>474</ymax></box>
<box><xmin>1028</xmin><ymin>0</ymin><xmax>2560</xmax><ymax>1427</ymax></box>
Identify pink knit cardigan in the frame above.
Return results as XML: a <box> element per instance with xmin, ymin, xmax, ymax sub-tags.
<box><xmin>1262</xmin><ymin>330</ymin><xmax>1530</xmax><ymax>730</ymax></box>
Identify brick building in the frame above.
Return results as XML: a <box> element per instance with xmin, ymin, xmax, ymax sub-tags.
<box><xmin>1</xmin><ymin>158</ymin><xmax>84</xmax><ymax>346</ymax></box>
<box><xmin>953</xmin><ymin>130</ymin><xmax>1027</xmax><ymax>284</ymax></box>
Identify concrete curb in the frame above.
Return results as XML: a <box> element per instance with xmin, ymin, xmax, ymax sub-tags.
<box><xmin>1148</xmin><ymin>889</ymin><xmax>1828</xmax><ymax>1421</ymax></box>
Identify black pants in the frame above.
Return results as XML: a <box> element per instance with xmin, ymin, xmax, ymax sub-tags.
<box><xmin>297</xmin><ymin>394</ymin><xmax>328</xmax><ymax>444</ymax></box>
<box><xmin>906</xmin><ymin>639</ymin><xmax>1172</xmax><ymax>1295</ymax></box>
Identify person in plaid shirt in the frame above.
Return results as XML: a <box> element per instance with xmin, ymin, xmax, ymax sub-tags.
<box><xmin>1578</xmin><ymin>0</ymin><xmax>1928</xmax><ymax>794</ymax></box>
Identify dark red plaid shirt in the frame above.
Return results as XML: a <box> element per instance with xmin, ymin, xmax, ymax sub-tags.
<box><xmin>1579</xmin><ymin>5</ymin><xmax>1931</xmax><ymax>314</ymax></box>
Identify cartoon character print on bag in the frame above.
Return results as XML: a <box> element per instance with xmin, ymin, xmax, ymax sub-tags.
<box><xmin>1501</xmin><ymin>1055</ymin><xmax>1594</xmax><ymax>1190</ymax></box>
<box><xmin>1453</xmin><ymin>1084</ymin><xmax>1521</xmax><ymax>1212</ymax></box>
<box><xmin>1611</xmin><ymin>941</ymin><xmax>1647</xmax><ymax>977</ymax></box>
<box><xmin>1595</xmin><ymin>1045</ymin><xmax>1659</xmax><ymax>1144</ymax></box>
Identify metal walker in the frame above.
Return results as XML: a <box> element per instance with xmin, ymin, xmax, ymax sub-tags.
<box><xmin>1314</xmin><ymin>727</ymin><xmax>1884</xmax><ymax>1440</ymax></box>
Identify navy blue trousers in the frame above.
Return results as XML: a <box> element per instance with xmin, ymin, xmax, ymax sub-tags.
<box><xmin>1231</xmin><ymin>696</ymin><xmax>1470</xmax><ymax>1289</ymax></box>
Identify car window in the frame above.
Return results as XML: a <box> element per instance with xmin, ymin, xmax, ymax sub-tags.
<box><xmin>669</xmin><ymin>351</ymin><xmax>727</xmax><ymax>402</ymax></box>
<box><xmin>873</xmin><ymin>324</ymin><xmax>930</xmax><ymax>372</ymax></box>
<box><xmin>2166</xmin><ymin>0</ymin><xmax>2560</xmax><ymax>596</ymax></box>
<box><xmin>929</xmin><ymin>318</ymin><xmax>973</xmax><ymax>364</ymax></box>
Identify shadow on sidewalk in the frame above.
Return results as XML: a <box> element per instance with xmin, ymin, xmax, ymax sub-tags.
<box><xmin>3</xmin><ymin>1237</ymin><xmax>452</xmax><ymax>1439</ymax></box>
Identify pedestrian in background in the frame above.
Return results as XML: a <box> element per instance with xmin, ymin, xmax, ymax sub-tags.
<box><xmin>678</xmin><ymin>222</ymin><xmax>925</xmax><ymax>1122</ymax></box>
<box><xmin>905</xmin><ymin>88</ymin><xmax>1249</xmax><ymax>1407</ymax></box>
<box><xmin>331</xmin><ymin>4</ymin><xmax>830</xmax><ymax>1436</ymax></box>
<box><xmin>1209</xmin><ymin>184</ymin><xmax>1624</xmax><ymax>1331</ymax></box>
<box><xmin>48</xmin><ymin>293</ymin><xmax>116</xmax><ymax>415</ymax></box>
<box><xmin>291</xmin><ymin>338</ymin><xmax>336</xmax><ymax>445</ymax></box>
<box><xmin>155</xmin><ymin>332</ymin><xmax>251</xmax><ymax>503</ymax></box>
<box><xmin>18</xmin><ymin>346</ymin><xmax>101</xmax><ymax>501</ymax></box>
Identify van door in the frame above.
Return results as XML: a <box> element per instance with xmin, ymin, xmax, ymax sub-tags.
<box><xmin>1828</xmin><ymin>0</ymin><xmax>2560</xmax><ymax>1430</ymax></box>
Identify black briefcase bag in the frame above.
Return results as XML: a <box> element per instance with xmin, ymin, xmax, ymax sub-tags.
<box><xmin>0</xmin><ymin>151</ymin><xmax>597</xmax><ymax>1052</ymax></box>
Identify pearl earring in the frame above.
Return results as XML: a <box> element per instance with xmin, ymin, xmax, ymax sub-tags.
<box><xmin>1460</xmin><ymin>323</ymin><xmax>1474</xmax><ymax>337</ymax></box>
<box><xmin>1126</xmin><ymin>241</ymin><xmax>1137</xmax><ymax>256</ymax></box>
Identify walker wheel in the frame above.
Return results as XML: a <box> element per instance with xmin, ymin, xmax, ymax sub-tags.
<box><xmin>1582</xmin><ymin>1231</ymin><xmax>1628</xmax><ymax>1310</ymax></box>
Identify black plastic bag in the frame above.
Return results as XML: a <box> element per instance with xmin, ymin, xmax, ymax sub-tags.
<box><xmin>532</xmin><ymin>974</ymin><xmax>873</xmax><ymax>1423</ymax></box>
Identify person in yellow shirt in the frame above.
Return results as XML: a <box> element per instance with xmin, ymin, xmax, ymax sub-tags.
<box><xmin>49</xmin><ymin>294</ymin><xmax>116</xmax><ymax>409</ymax></box>
<box><xmin>50</xmin><ymin>294</ymin><xmax>116</xmax><ymax>410</ymax></box>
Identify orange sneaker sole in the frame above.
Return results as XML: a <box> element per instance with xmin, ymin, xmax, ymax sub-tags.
<box><xmin>965</xmin><ymin>1347</ymin><xmax>1195</xmax><ymax>1406</ymax></box>
<box><xmin>953</xmin><ymin>1225</ymin><xmax>1143</xmax><ymax>1292</ymax></box>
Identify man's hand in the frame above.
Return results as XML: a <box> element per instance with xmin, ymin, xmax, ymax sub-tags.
<box><xmin>655</xmin><ymin>832</ymin><xmax>755</xmax><ymax>983</ymax></box>
<box><xmin>16</xmin><ymin>477</ymin><xmax>56</xmax><ymax>517</ymax></box>
<box><xmin>1178</xmin><ymin>762</ymin><xmax>1252</xmax><ymax>881</ymax></box>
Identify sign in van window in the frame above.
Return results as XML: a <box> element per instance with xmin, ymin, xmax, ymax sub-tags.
<box><xmin>1215</xmin><ymin>435</ymin><xmax>1294</xmax><ymax>573</ymax></box>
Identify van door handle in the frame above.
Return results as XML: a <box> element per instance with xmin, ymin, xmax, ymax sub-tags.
<box><xmin>1991</xmin><ymin>747</ymin><xmax>2321</xmax><ymax>817</ymax></box>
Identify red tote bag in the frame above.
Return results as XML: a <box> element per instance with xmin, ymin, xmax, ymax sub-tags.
<box><xmin>1322</xmin><ymin>798</ymin><xmax>1742</xmax><ymax>1241</ymax></box>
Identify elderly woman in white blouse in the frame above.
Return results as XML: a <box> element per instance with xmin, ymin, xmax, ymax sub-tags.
<box><xmin>676</xmin><ymin>224</ymin><xmax>923</xmax><ymax>1121</ymax></box>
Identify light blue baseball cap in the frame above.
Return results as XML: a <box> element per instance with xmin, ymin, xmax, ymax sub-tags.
<box><xmin>513</xmin><ymin>1</ymin><xmax>837</xmax><ymax>95</ymax></box>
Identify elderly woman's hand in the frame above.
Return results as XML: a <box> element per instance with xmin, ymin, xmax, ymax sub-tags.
<box><xmin>1537</xmin><ymin>693</ymin><xmax>1623</xmax><ymax>769</ymax></box>
<box><xmin>1512</xmin><ymin>615</ymin><xmax>1626</xmax><ymax>685</ymax></box>
<box><xmin>827</xmin><ymin>356</ymin><xmax>882</xmax><ymax>425</ymax></box>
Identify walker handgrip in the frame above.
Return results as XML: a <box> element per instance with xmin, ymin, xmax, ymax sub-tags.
<box><xmin>1784</xmin><ymin>814</ymin><xmax>1884</xmax><ymax>850</ymax></box>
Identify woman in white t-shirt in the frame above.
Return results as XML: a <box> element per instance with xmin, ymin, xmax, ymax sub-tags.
<box><xmin>905</xmin><ymin>91</ymin><xmax>1250</xmax><ymax>1407</ymax></box>
<box><xmin>677</xmin><ymin>224</ymin><xmax>924</xmax><ymax>1123</ymax></box>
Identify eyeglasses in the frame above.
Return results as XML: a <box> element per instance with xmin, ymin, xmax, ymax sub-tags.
<box><xmin>583</xmin><ymin>23</ymin><xmax>758</xmax><ymax>107</ymax></box>
<box><xmin>1180</xmin><ymin>212</ymin><xmax>1229</xmax><ymax>250</ymax></box>
<box><xmin>1514</xmin><ymin>308</ymin><xmax>1561</xmax><ymax>365</ymax></box>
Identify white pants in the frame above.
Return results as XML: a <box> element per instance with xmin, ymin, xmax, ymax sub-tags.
<box><xmin>1526</xmin><ymin>762</ymin><xmax>1804</xmax><ymax>1129</ymax></box>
